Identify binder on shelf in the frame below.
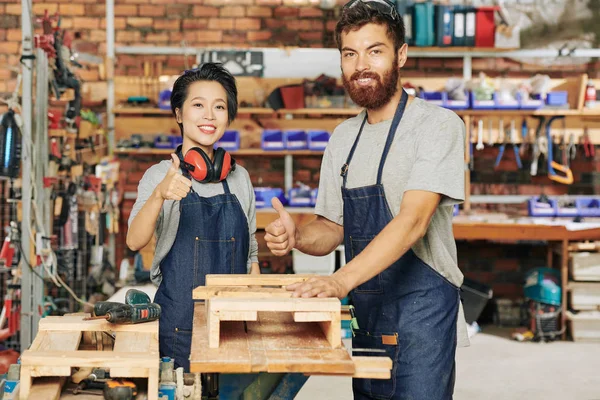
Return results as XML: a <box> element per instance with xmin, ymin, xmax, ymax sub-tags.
<box><xmin>435</xmin><ymin>4</ymin><xmax>454</xmax><ymax>47</ymax></box>
<box><xmin>452</xmin><ymin>5</ymin><xmax>466</xmax><ymax>46</ymax></box>
<box><xmin>465</xmin><ymin>6</ymin><xmax>476</xmax><ymax>47</ymax></box>
<box><xmin>475</xmin><ymin>6</ymin><xmax>498</xmax><ymax>47</ymax></box>
<box><xmin>397</xmin><ymin>1</ymin><xmax>415</xmax><ymax>46</ymax></box>
<box><xmin>413</xmin><ymin>1</ymin><xmax>435</xmax><ymax>47</ymax></box>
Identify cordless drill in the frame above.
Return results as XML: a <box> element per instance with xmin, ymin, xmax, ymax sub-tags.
<box><xmin>92</xmin><ymin>288</ymin><xmax>152</xmax><ymax>317</ymax></box>
<box><xmin>84</xmin><ymin>303</ymin><xmax>161</xmax><ymax>324</ymax></box>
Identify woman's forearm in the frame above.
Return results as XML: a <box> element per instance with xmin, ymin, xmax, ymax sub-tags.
<box><xmin>126</xmin><ymin>188</ymin><xmax>165</xmax><ymax>251</ymax></box>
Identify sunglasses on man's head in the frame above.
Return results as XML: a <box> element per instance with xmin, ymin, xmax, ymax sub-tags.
<box><xmin>343</xmin><ymin>0</ymin><xmax>400</xmax><ymax>21</ymax></box>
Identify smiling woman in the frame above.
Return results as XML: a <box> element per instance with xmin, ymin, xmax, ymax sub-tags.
<box><xmin>126</xmin><ymin>63</ymin><xmax>260</xmax><ymax>373</ymax></box>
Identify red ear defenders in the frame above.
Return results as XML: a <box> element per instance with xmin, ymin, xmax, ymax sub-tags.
<box><xmin>177</xmin><ymin>145</ymin><xmax>236</xmax><ymax>183</ymax></box>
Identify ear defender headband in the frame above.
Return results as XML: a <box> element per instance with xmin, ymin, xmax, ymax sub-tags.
<box><xmin>176</xmin><ymin>145</ymin><xmax>236</xmax><ymax>183</ymax></box>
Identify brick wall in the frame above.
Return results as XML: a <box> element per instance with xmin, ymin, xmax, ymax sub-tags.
<box><xmin>2</xmin><ymin>0</ymin><xmax>596</xmax><ymax>299</ymax></box>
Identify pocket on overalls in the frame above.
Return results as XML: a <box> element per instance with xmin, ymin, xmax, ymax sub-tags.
<box><xmin>194</xmin><ymin>237</ymin><xmax>236</xmax><ymax>287</ymax></box>
<box><xmin>173</xmin><ymin>328</ymin><xmax>193</xmax><ymax>371</ymax></box>
<box><xmin>352</xmin><ymin>330</ymin><xmax>400</xmax><ymax>400</ymax></box>
<box><xmin>350</xmin><ymin>236</ymin><xmax>383</xmax><ymax>294</ymax></box>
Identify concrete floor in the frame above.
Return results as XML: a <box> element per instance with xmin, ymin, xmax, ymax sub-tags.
<box><xmin>296</xmin><ymin>327</ymin><xmax>600</xmax><ymax>400</ymax></box>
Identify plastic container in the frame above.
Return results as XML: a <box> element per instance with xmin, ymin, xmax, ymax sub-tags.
<box><xmin>158</xmin><ymin>89</ymin><xmax>172</xmax><ymax>111</ymax></box>
<box><xmin>444</xmin><ymin>91</ymin><xmax>470</xmax><ymax>110</ymax></box>
<box><xmin>420</xmin><ymin>91</ymin><xmax>445</xmax><ymax>106</ymax></box>
<box><xmin>495</xmin><ymin>92</ymin><xmax>520</xmax><ymax>109</ymax></box>
<box><xmin>556</xmin><ymin>199</ymin><xmax>578</xmax><ymax>217</ymax></box>
<box><xmin>154</xmin><ymin>135</ymin><xmax>174</xmax><ymax>149</ymax></box>
<box><xmin>216</xmin><ymin>130</ymin><xmax>240</xmax><ymax>151</ymax></box>
<box><xmin>475</xmin><ymin>6</ymin><xmax>498</xmax><ymax>47</ymax></box>
<box><xmin>576</xmin><ymin>198</ymin><xmax>600</xmax><ymax>217</ymax></box>
<box><xmin>571</xmin><ymin>252</ymin><xmax>600</xmax><ymax>281</ymax></box>
<box><xmin>311</xmin><ymin>188</ymin><xmax>318</xmax><ymax>206</ymax></box>
<box><xmin>171</xmin><ymin>135</ymin><xmax>182</xmax><ymax>148</ymax></box>
<box><xmin>527</xmin><ymin>196</ymin><xmax>557</xmax><ymax>217</ymax></box>
<box><xmin>254</xmin><ymin>187</ymin><xmax>286</xmax><ymax>209</ymax></box>
<box><xmin>261</xmin><ymin>129</ymin><xmax>286</xmax><ymax>151</ymax></box>
<box><xmin>285</xmin><ymin>130</ymin><xmax>308</xmax><ymax>150</ymax></box>
<box><xmin>566</xmin><ymin>311</ymin><xmax>600</xmax><ymax>342</ymax></box>
<box><xmin>460</xmin><ymin>277</ymin><xmax>493</xmax><ymax>324</ymax></box>
<box><xmin>545</xmin><ymin>91</ymin><xmax>569</xmax><ymax>107</ymax></box>
<box><xmin>569</xmin><ymin>282</ymin><xmax>600</xmax><ymax>311</ymax></box>
<box><xmin>520</xmin><ymin>93</ymin><xmax>545</xmax><ymax>110</ymax></box>
<box><xmin>524</xmin><ymin>267</ymin><xmax>561</xmax><ymax>306</ymax></box>
<box><xmin>287</xmin><ymin>187</ymin><xmax>313</xmax><ymax>207</ymax></box>
<box><xmin>307</xmin><ymin>130</ymin><xmax>330</xmax><ymax>151</ymax></box>
<box><xmin>469</xmin><ymin>91</ymin><xmax>496</xmax><ymax>109</ymax></box>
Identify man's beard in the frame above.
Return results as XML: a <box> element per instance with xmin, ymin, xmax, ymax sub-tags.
<box><xmin>342</xmin><ymin>58</ymin><xmax>400</xmax><ymax>111</ymax></box>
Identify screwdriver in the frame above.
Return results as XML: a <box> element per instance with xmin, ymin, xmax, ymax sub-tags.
<box><xmin>83</xmin><ymin>303</ymin><xmax>161</xmax><ymax>324</ymax></box>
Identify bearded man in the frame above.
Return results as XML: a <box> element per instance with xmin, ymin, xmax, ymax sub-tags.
<box><xmin>265</xmin><ymin>1</ymin><xmax>469</xmax><ymax>398</ymax></box>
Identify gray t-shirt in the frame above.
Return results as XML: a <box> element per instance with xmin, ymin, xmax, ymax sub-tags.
<box><xmin>315</xmin><ymin>97</ymin><xmax>470</xmax><ymax>347</ymax></box>
<box><xmin>128</xmin><ymin>160</ymin><xmax>258</xmax><ymax>286</ymax></box>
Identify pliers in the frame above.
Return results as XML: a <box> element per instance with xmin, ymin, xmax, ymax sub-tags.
<box><xmin>565</xmin><ymin>133</ymin><xmax>576</xmax><ymax>167</ymax></box>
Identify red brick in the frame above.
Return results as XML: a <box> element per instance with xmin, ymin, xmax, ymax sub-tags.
<box><xmin>274</xmin><ymin>6</ymin><xmax>298</xmax><ymax>17</ymax></box>
<box><xmin>6</xmin><ymin>29</ymin><xmax>19</xmax><ymax>41</ymax></box>
<box><xmin>32</xmin><ymin>3</ymin><xmax>57</xmax><ymax>14</ymax></box>
<box><xmin>0</xmin><ymin>31</ymin><xmax>6</xmax><ymax>41</ymax></box>
<box><xmin>77</xmin><ymin>68</ymin><xmax>99</xmax><ymax>81</ymax></box>
<box><xmin>220</xmin><ymin>6</ymin><xmax>245</xmax><ymax>17</ymax></box>
<box><xmin>59</xmin><ymin>4</ymin><xmax>84</xmax><ymax>15</ymax></box>
<box><xmin>127</xmin><ymin>17</ymin><xmax>152</xmax><ymax>28</ymax></box>
<box><xmin>86</xmin><ymin>4</ymin><xmax>106</xmax><ymax>16</ymax></box>
<box><xmin>204</xmin><ymin>0</ymin><xmax>251</xmax><ymax>4</ymax></box>
<box><xmin>88</xmin><ymin>29</ymin><xmax>105</xmax><ymax>42</ymax></box>
<box><xmin>169</xmin><ymin>32</ymin><xmax>184</xmax><ymax>42</ymax></box>
<box><xmin>100</xmin><ymin>18</ymin><xmax>127</xmax><ymax>30</ymax></box>
<box><xmin>116</xmin><ymin>30</ymin><xmax>142</xmax><ymax>43</ymax></box>
<box><xmin>196</xmin><ymin>31</ymin><xmax>223</xmax><ymax>43</ymax></box>
<box><xmin>223</xmin><ymin>32</ymin><xmax>247</xmax><ymax>44</ymax></box>
<box><xmin>193</xmin><ymin>5</ymin><xmax>219</xmax><ymax>17</ymax></box>
<box><xmin>247</xmin><ymin>30</ymin><xmax>272</xmax><ymax>42</ymax></box>
<box><xmin>72</xmin><ymin>17</ymin><xmax>99</xmax><ymax>29</ymax></box>
<box><xmin>264</xmin><ymin>19</ymin><xmax>286</xmax><ymax>29</ymax></box>
<box><xmin>115</xmin><ymin>5</ymin><xmax>137</xmax><ymax>16</ymax></box>
<box><xmin>182</xmin><ymin>31</ymin><xmax>197</xmax><ymax>42</ymax></box>
<box><xmin>495</xmin><ymin>258</ymin><xmax>520</xmax><ymax>272</ymax></box>
<box><xmin>5</xmin><ymin>4</ymin><xmax>19</xmax><ymax>14</ymax></box>
<box><xmin>209</xmin><ymin>18</ymin><xmax>234</xmax><ymax>30</ymax></box>
<box><xmin>154</xmin><ymin>19</ymin><xmax>180</xmax><ymax>30</ymax></box>
<box><xmin>247</xmin><ymin>6</ymin><xmax>272</xmax><ymax>17</ymax></box>
<box><xmin>139</xmin><ymin>5</ymin><xmax>165</xmax><ymax>17</ymax></box>
<box><xmin>117</xmin><ymin>55</ymin><xmax>139</xmax><ymax>67</ymax></box>
<box><xmin>299</xmin><ymin>31</ymin><xmax>323</xmax><ymax>41</ymax></box>
<box><xmin>235</xmin><ymin>18</ymin><xmax>261</xmax><ymax>31</ymax></box>
<box><xmin>418</xmin><ymin>58</ymin><xmax>444</xmax><ymax>69</ymax></box>
<box><xmin>256</xmin><ymin>0</ymin><xmax>281</xmax><ymax>4</ymax></box>
<box><xmin>182</xmin><ymin>19</ymin><xmax>208</xmax><ymax>30</ymax></box>
<box><xmin>287</xmin><ymin>19</ymin><xmax>322</xmax><ymax>31</ymax></box>
<box><xmin>124</xmin><ymin>0</ymin><xmax>150</xmax><ymax>3</ymax></box>
<box><xmin>146</xmin><ymin>32</ymin><xmax>169</xmax><ymax>43</ymax></box>
<box><xmin>166</xmin><ymin>4</ymin><xmax>191</xmax><ymax>16</ymax></box>
<box><xmin>492</xmin><ymin>283</ymin><xmax>522</xmax><ymax>299</ymax></box>
<box><xmin>299</xmin><ymin>7</ymin><xmax>323</xmax><ymax>17</ymax></box>
<box><xmin>326</xmin><ymin>20</ymin><xmax>337</xmax><ymax>32</ymax></box>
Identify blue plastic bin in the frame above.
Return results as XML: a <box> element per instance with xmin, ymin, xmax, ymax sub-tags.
<box><xmin>528</xmin><ymin>197</ymin><xmax>557</xmax><ymax>217</ymax></box>
<box><xmin>576</xmin><ymin>198</ymin><xmax>600</xmax><ymax>217</ymax></box>
<box><xmin>154</xmin><ymin>135</ymin><xmax>175</xmax><ymax>149</ymax></box>
<box><xmin>469</xmin><ymin>91</ymin><xmax>496</xmax><ymax>109</ymax></box>
<box><xmin>495</xmin><ymin>92</ymin><xmax>520</xmax><ymax>109</ymax></box>
<box><xmin>216</xmin><ymin>130</ymin><xmax>240</xmax><ymax>151</ymax></box>
<box><xmin>420</xmin><ymin>91</ymin><xmax>445</xmax><ymax>106</ymax></box>
<box><xmin>545</xmin><ymin>91</ymin><xmax>568</xmax><ymax>107</ymax></box>
<box><xmin>520</xmin><ymin>93</ymin><xmax>545</xmax><ymax>110</ymax></box>
<box><xmin>254</xmin><ymin>187</ymin><xmax>286</xmax><ymax>209</ymax></box>
<box><xmin>261</xmin><ymin>129</ymin><xmax>286</xmax><ymax>151</ymax></box>
<box><xmin>556</xmin><ymin>200</ymin><xmax>578</xmax><ymax>217</ymax></box>
<box><xmin>288</xmin><ymin>187</ymin><xmax>313</xmax><ymax>207</ymax></box>
<box><xmin>285</xmin><ymin>130</ymin><xmax>308</xmax><ymax>150</ymax></box>
<box><xmin>453</xmin><ymin>204</ymin><xmax>459</xmax><ymax>216</ymax></box>
<box><xmin>444</xmin><ymin>91</ymin><xmax>470</xmax><ymax>110</ymax></box>
<box><xmin>307</xmin><ymin>130</ymin><xmax>330</xmax><ymax>151</ymax></box>
<box><xmin>158</xmin><ymin>89</ymin><xmax>172</xmax><ymax>110</ymax></box>
<box><xmin>311</xmin><ymin>188</ymin><xmax>318</xmax><ymax>206</ymax></box>
<box><xmin>172</xmin><ymin>135</ymin><xmax>182</xmax><ymax>148</ymax></box>
<box><xmin>524</xmin><ymin>267</ymin><xmax>561</xmax><ymax>306</ymax></box>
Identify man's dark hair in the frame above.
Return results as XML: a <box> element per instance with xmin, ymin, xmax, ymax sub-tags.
<box><xmin>170</xmin><ymin>63</ymin><xmax>238</xmax><ymax>135</ymax></box>
<box><xmin>335</xmin><ymin>1</ymin><xmax>406</xmax><ymax>52</ymax></box>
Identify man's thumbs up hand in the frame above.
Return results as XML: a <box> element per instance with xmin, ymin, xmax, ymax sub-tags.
<box><xmin>264</xmin><ymin>197</ymin><xmax>297</xmax><ymax>256</ymax></box>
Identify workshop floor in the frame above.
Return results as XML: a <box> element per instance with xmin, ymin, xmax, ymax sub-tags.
<box><xmin>296</xmin><ymin>327</ymin><xmax>600</xmax><ymax>400</ymax></box>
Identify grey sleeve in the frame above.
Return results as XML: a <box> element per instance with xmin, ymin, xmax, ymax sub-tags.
<box><xmin>314</xmin><ymin>145</ymin><xmax>344</xmax><ymax>225</ymax></box>
<box><xmin>405</xmin><ymin>115</ymin><xmax>465</xmax><ymax>205</ymax></box>
<box><xmin>245</xmin><ymin>171</ymin><xmax>259</xmax><ymax>267</ymax></box>
<box><xmin>128</xmin><ymin>165</ymin><xmax>164</xmax><ymax>228</ymax></box>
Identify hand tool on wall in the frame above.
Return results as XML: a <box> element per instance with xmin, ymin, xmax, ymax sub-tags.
<box><xmin>519</xmin><ymin>118</ymin><xmax>529</xmax><ymax>157</ymax></box>
<box><xmin>530</xmin><ymin>116</ymin><xmax>547</xmax><ymax>176</ymax></box>
<box><xmin>83</xmin><ymin>303</ymin><xmax>161</xmax><ymax>324</ymax></box>
<box><xmin>476</xmin><ymin>119</ymin><xmax>484</xmax><ymax>150</ymax></box>
<box><xmin>583</xmin><ymin>127</ymin><xmax>595</xmax><ymax>160</ymax></box>
<box><xmin>545</xmin><ymin>116</ymin><xmax>574</xmax><ymax>184</ymax></box>
<box><xmin>495</xmin><ymin>119</ymin><xmax>522</xmax><ymax>169</ymax></box>
<box><xmin>509</xmin><ymin>119</ymin><xmax>523</xmax><ymax>169</ymax></box>
<box><xmin>566</xmin><ymin>133</ymin><xmax>576</xmax><ymax>168</ymax></box>
<box><xmin>487</xmin><ymin>118</ymin><xmax>494</xmax><ymax>147</ymax></box>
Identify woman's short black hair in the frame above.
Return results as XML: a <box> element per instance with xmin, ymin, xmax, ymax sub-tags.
<box><xmin>170</xmin><ymin>63</ymin><xmax>238</xmax><ymax>135</ymax></box>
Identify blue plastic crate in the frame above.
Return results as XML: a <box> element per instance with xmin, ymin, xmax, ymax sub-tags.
<box><xmin>528</xmin><ymin>197</ymin><xmax>557</xmax><ymax>217</ymax></box>
<box><xmin>556</xmin><ymin>199</ymin><xmax>578</xmax><ymax>217</ymax></box>
<box><xmin>171</xmin><ymin>135</ymin><xmax>182</xmax><ymax>148</ymax></box>
<box><xmin>545</xmin><ymin>91</ymin><xmax>568</xmax><ymax>107</ymax></box>
<box><xmin>469</xmin><ymin>91</ymin><xmax>496</xmax><ymax>109</ymax></box>
<box><xmin>495</xmin><ymin>92</ymin><xmax>520</xmax><ymax>109</ymax></box>
<box><xmin>254</xmin><ymin>187</ymin><xmax>286</xmax><ymax>209</ymax></box>
<box><xmin>216</xmin><ymin>130</ymin><xmax>240</xmax><ymax>151</ymax></box>
<box><xmin>285</xmin><ymin>130</ymin><xmax>308</xmax><ymax>150</ymax></box>
<box><xmin>288</xmin><ymin>187</ymin><xmax>313</xmax><ymax>207</ymax></box>
<box><xmin>520</xmin><ymin>93</ymin><xmax>545</xmax><ymax>110</ymax></box>
<box><xmin>307</xmin><ymin>130</ymin><xmax>330</xmax><ymax>151</ymax></box>
<box><xmin>311</xmin><ymin>188</ymin><xmax>318</xmax><ymax>206</ymax></box>
<box><xmin>576</xmin><ymin>198</ymin><xmax>600</xmax><ymax>217</ymax></box>
<box><xmin>444</xmin><ymin>91</ymin><xmax>470</xmax><ymax>110</ymax></box>
<box><xmin>420</xmin><ymin>91</ymin><xmax>445</xmax><ymax>106</ymax></box>
<box><xmin>261</xmin><ymin>129</ymin><xmax>286</xmax><ymax>151</ymax></box>
<box><xmin>453</xmin><ymin>204</ymin><xmax>459</xmax><ymax>216</ymax></box>
<box><xmin>154</xmin><ymin>135</ymin><xmax>174</xmax><ymax>149</ymax></box>
<box><xmin>158</xmin><ymin>89</ymin><xmax>172</xmax><ymax>110</ymax></box>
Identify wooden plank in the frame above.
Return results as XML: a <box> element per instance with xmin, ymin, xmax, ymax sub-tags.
<box><xmin>310</xmin><ymin>357</ymin><xmax>392</xmax><ymax>379</ymax></box>
<box><xmin>20</xmin><ymin>351</ymin><xmax>157</xmax><ymax>369</ymax></box>
<box><xmin>193</xmin><ymin>286</ymin><xmax>292</xmax><ymax>300</ymax></box>
<box><xmin>205</xmin><ymin>274</ymin><xmax>316</xmax><ymax>287</ymax></box>
<box><xmin>209</xmin><ymin>297</ymin><xmax>340</xmax><ymax>313</ymax></box>
<box><xmin>27</xmin><ymin>377</ymin><xmax>65</xmax><ymax>400</ymax></box>
<box><xmin>219</xmin><ymin>310</ymin><xmax>258</xmax><ymax>321</ymax></box>
<box><xmin>265</xmin><ymin>349</ymin><xmax>355</xmax><ymax>374</ymax></box>
<box><xmin>38</xmin><ymin>316</ymin><xmax>158</xmax><ymax>333</ymax></box>
<box><xmin>111</xmin><ymin>331</ymin><xmax>159</xmax><ymax>377</ymax></box>
<box><xmin>27</xmin><ymin>331</ymin><xmax>82</xmax><ymax>376</ymax></box>
<box><xmin>294</xmin><ymin>312</ymin><xmax>335</xmax><ymax>322</ymax></box>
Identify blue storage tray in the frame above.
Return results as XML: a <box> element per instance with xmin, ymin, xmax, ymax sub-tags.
<box><xmin>520</xmin><ymin>93</ymin><xmax>545</xmax><ymax>110</ymax></box>
<box><xmin>576</xmin><ymin>198</ymin><xmax>600</xmax><ymax>217</ymax></box>
<box><xmin>545</xmin><ymin>91</ymin><xmax>568</xmax><ymax>107</ymax></box>
<box><xmin>311</xmin><ymin>188</ymin><xmax>318</xmax><ymax>206</ymax></box>
<box><xmin>172</xmin><ymin>135</ymin><xmax>182</xmax><ymax>148</ymax></box>
<box><xmin>453</xmin><ymin>204</ymin><xmax>459</xmax><ymax>216</ymax></box>
<box><xmin>307</xmin><ymin>130</ymin><xmax>330</xmax><ymax>151</ymax></box>
<box><xmin>495</xmin><ymin>92</ymin><xmax>520</xmax><ymax>110</ymax></box>
<box><xmin>469</xmin><ymin>91</ymin><xmax>496</xmax><ymax>109</ymax></box>
<box><xmin>254</xmin><ymin>187</ymin><xmax>286</xmax><ymax>209</ymax></box>
<box><xmin>420</xmin><ymin>91</ymin><xmax>445</xmax><ymax>106</ymax></box>
<box><xmin>154</xmin><ymin>135</ymin><xmax>175</xmax><ymax>149</ymax></box>
<box><xmin>556</xmin><ymin>200</ymin><xmax>578</xmax><ymax>217</ymax></box>
<box><xmin>285</xmin><ymin>130</ymin><xmax>308</xmax><ymax>150</ymax></box>
<box><xmin>528</xmin><ymin>197</ymin><xmax>557</xmax><ymax>217</ymax></box>
<box><xmin>261</xmin><ymin>129</ymin><xmax>286</xmax><ymax>151</ymax></box>
<box><xmin>216</xmin><ymin>130</ymin><xmax>240</xmax><ymax>151</ymax></box>
<box><xmin>444</xmin><ymin>91</ymin><xmax>470</xmax><ymax>110</ymax></box>
<box><xmin>288</xmin><ymin>187</ymin><xmax>313</xmax><ymax>207</ymax></box>
<box><xmin>158</xmin><ymin>89</ymin><xmax>172</xmax><ymax>111</ymax></box>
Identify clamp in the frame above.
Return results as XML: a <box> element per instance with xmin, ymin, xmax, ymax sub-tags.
<box><xmin>583</xmin><ymin>127</ymin><xmax>595</xmax><ymax>160</ymax></box>
<box><xmin>495</xmin><ymin>119</ymin><xmax>522</xmax><ymax>169</ymax></box>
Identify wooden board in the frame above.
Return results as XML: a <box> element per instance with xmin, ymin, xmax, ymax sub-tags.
<box><xmin>193</xmin><ymin>286</ymin><xmax>292</xmax><ymax>300</ymax></box>
<box><xmin>205</xmin><ymin>274</ymin><xmax>315</xmax><ymax>287</ymax></box>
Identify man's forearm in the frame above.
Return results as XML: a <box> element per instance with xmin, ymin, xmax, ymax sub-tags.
<box><xmin>335</xmin><ymin>212</ymin><xmax>427</xmax><ymax>291</ymax></box>
<box><xmin>127</xmin><ymin>189</ymin><xmax>164</xmax><ymax>251</ymax></box>
<box><xmin>295</xmin><ymin>217</ymin><xmax>344</xmax><ymax>256</ymax></box>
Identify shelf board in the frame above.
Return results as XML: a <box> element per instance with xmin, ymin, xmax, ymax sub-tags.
<box><xmin>114</xmin><ymin>107</ymin><xmax>171</xmax><ymax>115</ymax></box>
<box><xmin>114</xmin><ymin>148</ymin><xmax>324</xmax><ymax>156</ymax></box>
